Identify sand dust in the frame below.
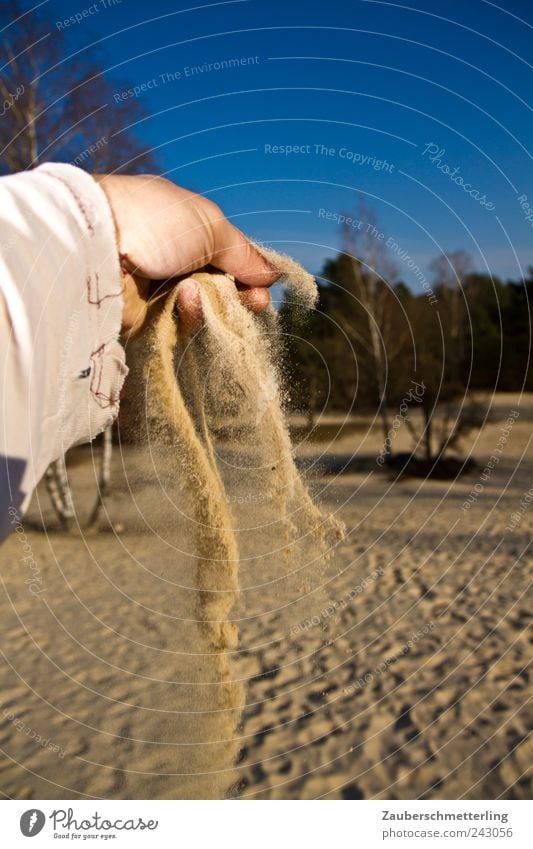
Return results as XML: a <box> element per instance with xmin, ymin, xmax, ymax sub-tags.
<box><xmin>118</xmin><ymin>251</ymin><xmax>343</xmax><ymax>795</ymax></box>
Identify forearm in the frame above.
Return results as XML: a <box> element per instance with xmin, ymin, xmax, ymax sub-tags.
<box><xmin>0</xmin><ymin>163</ymin><xmax>127</xmax><ymax>537</ymax></box>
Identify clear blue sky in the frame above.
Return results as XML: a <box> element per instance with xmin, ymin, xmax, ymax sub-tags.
<box><xmin>49</xmin><ymin>0</ymin><xmax>533</xmax><ymax>288</ymax></box>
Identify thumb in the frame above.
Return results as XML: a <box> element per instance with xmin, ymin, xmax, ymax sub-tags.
<box><xmin>211</xmin><ymin>220</ymin><xmax>280</xmax><ymax>288</ymax></box>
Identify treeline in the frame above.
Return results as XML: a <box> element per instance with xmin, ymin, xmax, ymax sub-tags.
<box><xmin>280</xmin><ymin>245</ymin><xmax>532</xmax><ymax>459</ymax></box>
<box><xmin>282</xmin><ymin>256</ymin><xmax>533</xmax><ymax>408</ymax></box>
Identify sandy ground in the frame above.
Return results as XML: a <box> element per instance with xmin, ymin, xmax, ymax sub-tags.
<box><xmin>1</xmin><ymin>393</ymin><xmax>531</xmax><ymax>799</ymax></box>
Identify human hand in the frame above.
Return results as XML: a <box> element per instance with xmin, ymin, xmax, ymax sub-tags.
<box><xmin>93</xmin><ymin>174</ymin><xmax>279</xmax><ymax>336</ymax></box>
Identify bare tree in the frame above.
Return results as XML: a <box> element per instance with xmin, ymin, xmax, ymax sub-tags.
<box><xmin>429</xmin><ymin>250</ymin><xmax>472</xmax><ymax>374</ymax></box>
<box><xmin>403</xmin><ymin>249</ymin><xmax>486</xmax><ymax>465</ymax></box>
<box><xmin>0</xmin><ymin>2</ymin><xmax>154</xmax><ymax>174</ymax></box>
<box><xmin>340</xmin><ymin>199</ymin><xmax>407</xmax><ymax>457</ymax></box>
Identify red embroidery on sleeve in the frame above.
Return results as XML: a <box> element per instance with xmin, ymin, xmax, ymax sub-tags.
<box><xmin>87</xmin><ymin>273</ymin><xmax>124</xmax><ymax>307</ymax></box>
<box><xmin>89</xmin><ymin>341</ymin><xmax>120</xmax><ymax>408</ymax></box>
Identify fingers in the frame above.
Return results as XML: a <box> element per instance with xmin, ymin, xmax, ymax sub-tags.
<box><xmin>238</xmin><ymin>286</ymin><xmax>271</xmax><ymax>313</ymax></box>
<box><xmin>211</xmin><ymin>218</ymin><xmax>281</xmax><ymax>288</ymax></box>
<box><xmin>120</xmin><ymin>271</ymin><xmax>149</xmax><ymax>338</ymax></box>
<box><xmin>175</xmin><ymin>277</ymin><xmax>202</xmax><ymax>337</ymax></box>
<box><xmin>175</xmin><ymin>278</ymin><xmax>271</xmax><ymax>336</ymax></box>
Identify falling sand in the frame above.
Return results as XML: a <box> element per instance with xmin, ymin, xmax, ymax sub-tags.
<box><xmin>122</xmin><ymin>250</ymin><xmax>344</xmax><ymax>796</ymax></box>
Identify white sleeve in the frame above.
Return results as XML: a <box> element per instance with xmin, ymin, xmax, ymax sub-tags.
<box><xmin>0</xmin><ymin>163</ymin><xmax>128</xmax><ymax>538</ymax></box>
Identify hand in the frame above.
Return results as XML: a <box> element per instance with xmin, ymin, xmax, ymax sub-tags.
<box><xmin>93</xmin><ymin>174</ymin><xmax>280</xmax><ymax>336</ymax></box>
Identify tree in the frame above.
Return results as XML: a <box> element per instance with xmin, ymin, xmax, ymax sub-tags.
<box><xmin>0</xmin><ymin>1</ymin><xmax>154</xmax><ymax>174</ymax></box>
<box><xmin>461</xmin><ymin>272</ymin><xmax>507</xmax><ymax>389</ymax></box>
<box><xmin>403</xmin><ymin>250</ymin><xmax>486</xmax><ymax>464</ymax></box>
<box><xmin>429</xmin><ymin>250</ymin><xmax>473</xmax><ymax>384</ymax></box>
<box><xmin>338</xmin><ymin>201</ymin><xmax>401</xmax><ymax>454</ymax></box>
<box><xmin>282</xmin><ymin>202</ymin><xmax>414</xmax><ymax>459</ymax></box>
<box><xmin>501</xmin><ymin>268</ymin><xmax>533</xmax><ymax>391</ymax></box>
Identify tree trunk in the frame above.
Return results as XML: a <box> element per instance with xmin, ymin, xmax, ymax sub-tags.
<box><xmin>307</xmin><ymin>374</ymin><xmax>317</xmax><ymax>429</ymax></box>
<box><xmin>86</xmin><ymin>426</ymin><xmax>113</xmax><ymax>528</ymax></box>
<box><xmin>44</xmin><ymin>456</ymin><xmax>75</xmax><ymax>530</ymax></box>
<box><xmin>423</xmin><ymin>404</ymin><xmax>433</xmax><ymax>460</ymax></box>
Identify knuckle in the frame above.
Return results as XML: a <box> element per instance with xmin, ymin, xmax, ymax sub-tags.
<box><xmin>200</xmin><ymin>197</ymin><xmax>224</xmax><ymax>224</ymax></box>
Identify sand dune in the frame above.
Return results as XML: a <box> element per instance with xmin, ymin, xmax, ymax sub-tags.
<box><xmin>0</xmin><ymin>397</ymin><xmax>531</xmax><ymax>799</ymax></box>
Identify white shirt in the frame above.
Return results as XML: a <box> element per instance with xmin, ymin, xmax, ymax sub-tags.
<box><xmin>0</xmin><ymin>163</ymin><xmax>127</xmax><ymax>539</ymax></box>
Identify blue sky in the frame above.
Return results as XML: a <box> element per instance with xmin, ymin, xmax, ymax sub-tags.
<box><xmin>47</xmin><ymin>0</ymin><xmax>533</xmax><ymax>287</ymax></box>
